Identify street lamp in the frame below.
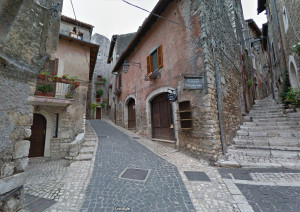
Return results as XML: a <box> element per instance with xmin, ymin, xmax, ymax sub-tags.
<box><xmin>252</xmin><ymin>38</ymin><xmax>261</xmax><ymax>51</ymax></box>
<box><xmin>122</xmin><ymin>60</ymin><xmax>142</xmax><ymax>73</ymax></box>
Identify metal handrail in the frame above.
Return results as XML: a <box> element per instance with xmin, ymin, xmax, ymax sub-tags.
<box><xmin>0</xmin><ymin>185</ymin><xmax>23</xmax><ymax>203</ymax></box>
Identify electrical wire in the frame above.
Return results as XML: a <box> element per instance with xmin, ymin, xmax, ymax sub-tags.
<box><xmin>122</xmin><ymin>0</ymin><xmax>194</xmax><ymax>32</ymax></box>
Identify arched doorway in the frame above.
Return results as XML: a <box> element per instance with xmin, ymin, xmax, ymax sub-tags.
<box><xmin>28</xmin><ymin>114</ymin><xmax>46</xmax><ymax>157</ymax></box>
<box><xmin>128</xmin><ymin>98</ymin><xmax>136</xmax><ymax>129</ymax></box>
<box><xmin>151</xmin><ymin>93</ymin><xmax>175</xmax><ymax>140</ymax></box>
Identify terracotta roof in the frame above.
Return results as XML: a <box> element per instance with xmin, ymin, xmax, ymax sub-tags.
<box><xmin>59</xmin><ymin>34</ymin><xmax>99</xmax><ymax>81</ymax></box>
<box><xmin>111</xmin><ymin>0</ymin><xmax>172</xmax><ymax>73</ymax></box>
<box><xmin>61</xmin><ymin>15</ymin><xmax>94</xmax><ymax>30</ymax></box>
<box><xmin>246</xmin><ymin>19</ymin><xmax>262</xmax><ymax>36</ymax></box>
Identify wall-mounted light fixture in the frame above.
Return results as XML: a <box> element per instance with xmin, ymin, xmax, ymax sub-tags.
<box><xmin>252</xmin><ymin>38</ymin><xmax>261</xmax><ymax>51</ymax></box>
<box><xmin>122</xmin><ymin>60</ymin><xmax>142</xmax><ymax>73</ymax></box>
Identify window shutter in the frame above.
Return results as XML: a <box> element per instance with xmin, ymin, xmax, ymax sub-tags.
<box><xmin>48</xmin><ymin>58</ymin><xmax>59</xmax><ymax>74</ymax></box>
<box><xmin>147</xmin><ymin>55</ymin><xmax>152</xmax><ymax>75</ymax></box>
<box><xmin>157</xmin><ymin>45</ymin><xmax>163</xmax><ymax>69</ymax></box>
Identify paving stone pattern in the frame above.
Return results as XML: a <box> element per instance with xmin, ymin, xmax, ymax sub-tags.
<box><xmin>236</xmin><ymin>184</ymin><xmax>300</xmax><ymax>212</ymax></box>
<box><xmin>105</xmin><ymin>119</ymin><xmax>240</xmax><ymax>212</ymax></box>
<box><xmin>82</xmin><ymin>120</ymin><xmax>195</xmax><ymax>212</ymax></box>
<box><xmin>24</xmin><ymin>158</ymin><xmax>71</xmax><ymax>201</ymax></box>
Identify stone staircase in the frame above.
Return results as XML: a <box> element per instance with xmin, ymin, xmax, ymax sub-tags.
<box><xmin>74</xmin><ymin>122</ymin><xmax>97</xmax><ymax>161</ymax></box>
<box><xmin>218</xmin><ymin>95</ymin><xmax>300</xmax><ymax>169</ymax></box>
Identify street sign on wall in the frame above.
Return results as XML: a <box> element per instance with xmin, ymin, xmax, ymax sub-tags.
<box><xmin>184</xmin><ymin>77</ymin><xmax>203</xmax><ymax>90</ymax></box>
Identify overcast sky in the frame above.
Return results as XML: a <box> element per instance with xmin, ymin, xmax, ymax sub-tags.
<box><xmin>62</xmin><ymin>0</ymin><xmax>267</xmax><ymax>40</ymax></box>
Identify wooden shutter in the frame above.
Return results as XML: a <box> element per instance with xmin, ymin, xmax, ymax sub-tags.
<box><xmin>47</xmin><ymin>58</ymin><xmax>59</xmax><ymax>74</ymax></box>
<box><xmin>118</xmin><ymin>74</ymin><xmax>122</xmax><ymax>89</ymax></box>
<box><xmin>147</xmin><ymin>55</ymin><xmax>152</xmax><ymax>75</ymax></box>
<box><xmin>157</xmin><ymin>45</ymin><xmax>163</xmax><ymax>69</ymax></box>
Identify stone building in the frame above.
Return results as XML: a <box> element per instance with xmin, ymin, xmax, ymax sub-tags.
<box><xmin>258</xmin><ymin>0</ymin><xmax>300</xmax><ymax>92</ymax></box>
<box><xmin>109</xmin><ymin>0</ymin><xmax>245</xmax><ymax>162</ymax></box>
<box><xmin>0</xmin><ymin>0</ymin><xmax>62</xmax><ymax>211</ymax></box>
<box><xmin>27</xmin><ymin>16</ymin><xmax>99</xmax><ymax>159</ymax></box>
<box><xmin>87</xmin><ymin>34</ymin><xmax>111</xmax><ymax>120</ymax></box>
<box><xmin>242</xmin><ymin>19</ymin><xmax>272</xmax><ymax>109</ymax></box>
<box><xmin>107</xmin><ymin>32</ymin><xmax>136</xmax><ymax>123</ymax></box>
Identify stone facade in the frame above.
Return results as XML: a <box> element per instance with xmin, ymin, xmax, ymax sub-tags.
<box><xmin>109</xmin><ymin>0</ymin><xmax>244</xmax><ymax>162</ymax></box>
<box><xmin>0</xmin><ymin>0</ymin><xmax>62</xmax><ymax>211</ymax></box>
<box><xmin>259</xmin><ymin>0</ymin><xmax>300</xmax><ymax>93</ymax></box>
<box><xmin>87</xmin><ymin>33</ymin><xmax>111</xmax><ymax>119</ymax></box>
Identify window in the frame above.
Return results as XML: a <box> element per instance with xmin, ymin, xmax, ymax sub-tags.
<box><xmin>147</xmin><ymin>45</ymin><xmax>163</xmax><ymax>75</ymax></box>
<box><xmin>52</xmin><ymin>113</ymin><xmax>59</xmax><ymax>138</ymax></box>
<box><xmin>118</xmin><ymin>74</ymin><xmax>122</xmax><ymax>89</ymax></box>
<box><xmin>97</xmin><ymin>75</ymin><xmax>102</xmax><ymax>82</ymax></box>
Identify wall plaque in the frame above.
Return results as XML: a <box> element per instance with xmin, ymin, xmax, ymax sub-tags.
<box><xmin>184</xmin><ymin>77</ymin><xmax>203</xmax><ymax>90</ymax></box>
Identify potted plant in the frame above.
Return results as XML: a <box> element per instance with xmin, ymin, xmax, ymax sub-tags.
<box><xmin>61</xmin><ymin>74</ymin><xmax>70</xmax><ymax>83</ymax></box>
<box><xmin>65</xmin><ymin>93</ymin><xmax>73</xmax><ymax>99</ymax></box>
<box><xmin>102</xmin><ymin>77</ymin><xmax>107</xmax><ymax>84</ymax></box>
<box><xmin>284</xmin><ymin>87</ymin><xmax>300</xmax><ymax>109</ymax></box>
<box><xmin>114</xmin><ymin>88</ymin><xmax>122</xmax><ymax>95</ymax></box>
<box><xmin>96</xmin><ymin>89</ymin><xmax>103</xmax><ymax>101</ymax></box>
<box><xmin>100</xmin><ymin>102</ymin><xmax>106</xmax><ymax>109</ymax></box>
<box><xmin>36</xmin><ymin>84</ymin><xmax>54</xmax><ymax>96</ymax></box>
<box><xmin>37</xmin><ymin>69</ymin><xmax>50</xmax><ymax>80</ymax></box>
<box><xmin>90</xmin><ymin>102</ymin><xmax>99</xmax><ymax>118</ymax></box>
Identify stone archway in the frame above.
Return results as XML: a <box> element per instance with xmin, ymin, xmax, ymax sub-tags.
<box><xmin>289</xmin><ymin>56</ymin><xmax>300</xmax><ymax>88</ymax></box>
<box><xmin>146</xmin><ymin>87</ymin><xmax>179</xmax><ymax>146</ymax></box>
<box><xmin>28</xmin><ymin>114</ymin><xmax>47</xmax><ymax>157</ymax></box>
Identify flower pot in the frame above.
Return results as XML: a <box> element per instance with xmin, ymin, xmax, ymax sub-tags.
<box><xmin>37</xmin><ymin>74</ymin><xmax>46</xmax><ymax>80</ymax></box>
<box><xmin>61</xmin><ymin>78</ymin><xmax>68</xmax><ymax>83</ymax></box>
<box><xmin>96</xmin><ymin>97</ymin><xmax>101</xmax><ymax>102</ymax></box>
<box><xmin>75</xmin><ymin>82</ymin><xmax>80</xmax><ymax>88</ymax></box>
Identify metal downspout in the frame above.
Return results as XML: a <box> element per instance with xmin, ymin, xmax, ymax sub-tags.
<box><xmin>211</xmin><ymin>39</ymin><xmax>225</xmax><ymax>155</ymax></box>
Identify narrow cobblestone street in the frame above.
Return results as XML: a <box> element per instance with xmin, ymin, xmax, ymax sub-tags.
<box><xmin>21</xmin><ymin>120</ymin><xmax>300</xmax><ymax>212</ymax></box>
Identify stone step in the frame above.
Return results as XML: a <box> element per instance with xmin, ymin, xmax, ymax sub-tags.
<box><xmin>234</xmin><ymin>137</ymin><xmax>300</xmax><ymax>147</ymax></box>
<box><xmin>242</xmin><ymin>121</ymin><xmax>300</xmax><ymax>126</ymax></box>
<box><xmin>73</xmin><ymin>153</ymin><xmax>93</xmax><ymax>161</ymax></box>
<box><xmin>79</xmin><ymin>147</ymin><xmax>95</xmax><ymax>154</ymax></box>
<box><xmin>237</xmin><ymin>130</ymin><xmax>300</xmax><ymax>137</ymax></box>
<box><xmin>232</xmin><ymin>145</ymin><xmax>300</xmax><ymax>151</ymax></box>
<box><xmin>82</xmin><ymin>141</ymin><xmax>96</xmax><ymax>147</ymax></box>
<box><xmin>240</xmin><ymin>125</ymin><xmax>300</xmax><ymax>131</ymax></box>
<box><xmin>245</xmin><ymin>114</ymin><xmax>287</xmax><ymax>119</ymax></box>
<box><xmin>252</xmin><ymin>117</ymin><xmax>300</xmax><ymax>122</ymax></box>
<box><xmin>218</xmin><ymin>160</ymin><xmax>300</xmax><ymax>169</ymax></box>
<box><xmin>227</xmin><ymin>148</ymin><xmax>300</xmax><ymax>159</ymax></box>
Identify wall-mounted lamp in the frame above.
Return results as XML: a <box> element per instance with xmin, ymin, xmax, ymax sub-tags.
<box><xmin>122</xmin><ymin>60</ymin><xmax>142</xmax><ymax>73</ymax></box>
<box><xmin>252</xmin><ymin>38</ymin><xmax>261</xmax><ymax>52</ymax></box>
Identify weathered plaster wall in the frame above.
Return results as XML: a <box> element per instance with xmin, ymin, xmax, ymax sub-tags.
<box><xmin>111</xmin><ymin>0</ymin><xmax>243</xmax><ymax>161</ymax></box>
<box><xmin>0</xmin><ymin>0</ymin><xmax>62</xmax><ymax>210</ymax></box>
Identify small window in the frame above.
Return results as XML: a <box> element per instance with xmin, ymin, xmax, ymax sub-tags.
<box><xmin>147</xmin><ymin>45</ymin><xmax>163</xmax><ymax>75</ymax></box>
<box><xmin>118</xmin><ymin>74</ymin><xmax>122</xmax><ymax>89</ymax></box>
<box><xmin>52</xmin><ymin>113</ymin><xmax>59</xmax><ymax>138</ymax></box>
<box><xmin>97</xmin><ymin>75</ymin><xmax>103</xmax><ymax>82</ymax></box>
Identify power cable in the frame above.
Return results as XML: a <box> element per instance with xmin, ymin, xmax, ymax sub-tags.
<box><xmin>122</xmin><ymin>0</ymin><xmax>194</xmax><ymax>32</ymax></box>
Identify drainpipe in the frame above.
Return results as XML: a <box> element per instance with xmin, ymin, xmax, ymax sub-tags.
<box><xmin>211</xmin><ymin>39</ymin><xmax>225</xmax><ymax>155</ymax></box>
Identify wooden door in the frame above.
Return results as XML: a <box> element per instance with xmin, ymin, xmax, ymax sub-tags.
<box><xmin>28</xmin><ymin>114</ymin><xmax>46</xmax><ymax>157</ymax></box>
<box><xmin>96</xmin><ymin>108</ymin><xmax>101</xmax><ymax>119</ymax></box>
<box><xmin>151</xmin><ymin>93</ymin><xmax>174</xmax><ymax>140</ymax></box>
<box><xmin>128</xmin><ymin>99</ymin><xmax>136</xmax><ymax>129</ymax></box>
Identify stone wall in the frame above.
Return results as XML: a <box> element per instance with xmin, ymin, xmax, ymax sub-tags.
<box><xmin>88</xmin><ymin>34</ymin><xmax>111</xmax><ymax>119</ymax></box>
<box><xmin>0</xmin><ymin>0</ymin><xmax>62</xmax><ymax>210</ymax></box>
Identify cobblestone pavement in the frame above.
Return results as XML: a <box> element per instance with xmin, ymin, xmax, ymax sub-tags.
<box><xmin>21</xmin><ymin>120</ymin><xmax>300</xmax><ymax>212</ymax></box>
<box><xmin>24</xmin><ymin>158</ymin><xmax>71</xmax><ymax>201</ymax></box>
<box><xmin>82</xmin><ymin>120</ymin><xmax>195</xmax><ymax>212</ymax></box>
<box><xmin>101</xmin><ymin>120</ymin><xmax>239</xmax><ymax>212</ymax></box>
<box><xmin>218</xmin><ymin>168</ymin><xmax>300</xmax><ymax>212</ymax></box>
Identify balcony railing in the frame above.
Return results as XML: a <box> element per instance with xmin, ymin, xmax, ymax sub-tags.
<box><xmin>35</xmin><ymin>75</ymin><xmax>80</xmax><ymax>99</ymax></box>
